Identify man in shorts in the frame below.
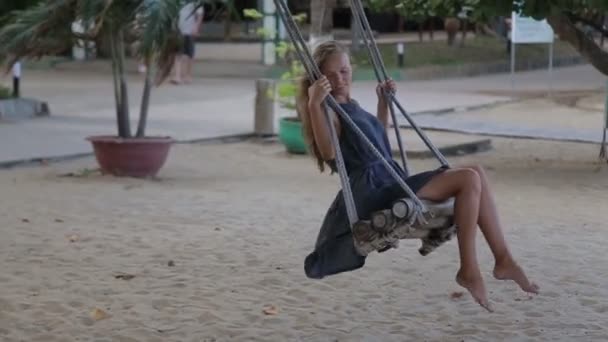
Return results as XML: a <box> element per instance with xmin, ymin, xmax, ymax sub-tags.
<box><xmin>172</xmin><ymin>2</ymin><xmax>204</xmax><ymax>84</ymax></box>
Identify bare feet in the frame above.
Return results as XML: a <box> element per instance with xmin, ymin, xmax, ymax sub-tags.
<box><xmin>170</xmin><ymin>79</ymin><xmax>181</xmax><ymax>85</ymax></box>
<box><xmin>456</xmin><ymin>269</ymin><xmax>493</xmax><ymax>312</ymax></box>
<box><xmin>493</xmin><ymin>257</ymin><xmax>540</xmax><ymax>294</ymax></box>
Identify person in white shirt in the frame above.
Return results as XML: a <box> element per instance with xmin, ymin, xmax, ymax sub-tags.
<box><xmin>172</xmin><ymin>3</ymin><xmax>204</xmax><ymax>84</ymax></box>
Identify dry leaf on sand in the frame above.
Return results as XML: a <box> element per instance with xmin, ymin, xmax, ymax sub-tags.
<box><xmin>91</xmin><ymin>308</ymin><xmax>110</xmax><ymax>321</ymax></box>
<box><xmin>114</xmin><ymin>273</ymin><xmax>136</xmax><ymax>280</ymax></box>
<box><xmin>67</xmin><ymin>234</ymin><xmax>80</xmax><ymax>243</ymax></box>
<box><xmin>450</xmin><ymin>292</ymin><xmax>464</xmax><ymax>300</ymax></box>
<box><xmin>262</xmin><ymin>305</ymin><xmax>279</xmax><ymax>315</ymax></box>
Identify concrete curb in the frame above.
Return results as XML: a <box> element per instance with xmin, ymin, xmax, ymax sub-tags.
<box><xmin>177</xmin><ymin>133</ymin><xmax>257</xmax><ymax>145</ymax></box>
<box><xmin>393</xmin><ymin>139</ymin><xmax>493</xmax><ymax>160</ymax></box>
<box><xmin>0</xmin><ymin>152</ymin><xmax>93</xmax><ymax>170</ymax></box>
<box><xmin>0</xmin><ymin>98</ymin><xmax>515</xmax><ymax>170</ymax></box>
<box><xmin>409</xmin><ymin>126</ymin><xmax>604</xmax><ymax>145</ymax></box>
<box><xmin>402</xmin><ymin>55</ymin><xmax>585</xmax><ymax>81</ymax></box>
<box><xmin>410</xmin><ymin>99</ymin><xmax>518</xmax><ymax>116</ymax></box>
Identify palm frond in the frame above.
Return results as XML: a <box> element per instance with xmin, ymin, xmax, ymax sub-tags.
<box><xmin>75</xmin><ymin>0</ymin><xmax>114</xmax><ymax>37</ymax></box>
<box><xmin>135</xmin><ymin>0</ymin><xmax>181</xmax><ymax>84</ymax></box>
<box><xmin>0</xmin><ymin>0</ymin><xmax>76</xmax><ymax>69</ymax></box>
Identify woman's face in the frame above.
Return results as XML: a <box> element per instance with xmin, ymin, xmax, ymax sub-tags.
<box><xmin>321</xmin><ymin>52</ymin><xmax>352</xmax><ymax>100</ymax></box>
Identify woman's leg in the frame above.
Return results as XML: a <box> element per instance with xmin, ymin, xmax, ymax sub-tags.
<box><xmin>462</xmin><ymin>165</ymin><xmax>539</xmax><ymax>294</ymax></box>
<box><xmin>416</xmin><ymin>169</ymin><xmax>492</xmax><ymax>311</ymax></box>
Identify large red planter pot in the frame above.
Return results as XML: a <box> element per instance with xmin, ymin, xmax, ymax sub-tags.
<box><xmin>86</xmin><ymin>135</ymin><xmax>174</xmax><ymax>178</ymax></box>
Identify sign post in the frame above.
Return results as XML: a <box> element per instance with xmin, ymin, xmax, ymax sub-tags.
<box><xmin>262</xmin><ymin>0</ymin><xmax>277</xmax><ymax>66</ymax></box>
<box><xmin>510</xmin><ymin>11</ymin><xmax>555</xmax><ymax>95</ymax></box>
<box><xmin>261</xmin><ymin>0</ymin><xmax>286</xmax><ymax>66</ymax></box>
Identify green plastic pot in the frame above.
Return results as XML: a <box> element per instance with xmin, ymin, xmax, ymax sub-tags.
<box><xmin>278</xmin><ymin>117</ymin><xmax>308</xmax><ymax>154</ymax></box>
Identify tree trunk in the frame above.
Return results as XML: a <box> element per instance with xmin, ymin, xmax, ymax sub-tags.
<box><xmin>547</xmin><ymin>13</ymin><xmax>608</xmax><ymax>76</ymax></box>
<box><xmin>601</xmin><ymin>15</ymin><xmax>606</xmax><ymax>47</ymax></box>
<box><xmin>444</xmin><ymin>17</ymin><xmax>460</xmax><ymax>46</ymax></box>
<box><xmin>116</xmin><ymin>29</ymin><xmax>131</xmax><ymax>138</ymax></box>
<box><xmin>397</xmin><ymin>15</ymin><xmax>404</xmax><ymax>33</ymax></box>
<box><xmin>460</xmin><ymin>19</ymin><xmax>468</xmax><ymax>47</ymax></box>
<box><xmin>418</xmin><ymin>24</ymin><xmax>423</xmax><ymax>42</ymax></box>
<box><xmin>136</xmin><ymin>57</ymin><xmax>152</xmax><ymax>138</ymax></box>
<box><xmin>429</xmin><ymin>19</ymin><xmax>434</xmax><ymax>41</ymax></box>
<box><xmin>109</xmin><ymin>31</ymin><xmax>122</xmax><ymax>136</ymax></box>
<box><xmin>310</xmin><ymin>0</ymin><xmax>335</xmax><ymax>47</ymax></box>
<box><xmin>109</xmin><ymin>28</ymin><xmax>131</xmax><ymax>138</ymax></box>
<box><xmin>224</xmin><ymin>11</ymin><xmax>232</xmax><ymax>41</ymax></box>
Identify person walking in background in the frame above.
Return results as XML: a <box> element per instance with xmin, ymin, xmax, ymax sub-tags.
<box><xmin>171</xmin><ymin>2</ymin><xmax>204</xmax><ymax>85</ymax></box>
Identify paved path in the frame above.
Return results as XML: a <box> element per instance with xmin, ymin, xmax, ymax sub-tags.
<box><xmin>0</xmin><ymin>64</ymin><xmax>605</xmax><ymax>166</ymax></box>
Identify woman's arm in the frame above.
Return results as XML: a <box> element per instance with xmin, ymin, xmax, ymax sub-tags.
<box><xmin>376</xmin><ymin>79</ymin><xmax>397</xmax><ymax>128</ymax></box>
<box><xmin>376</xmin><ymin>95</ymin><xmax>389</xmax><ymax>128</ymax></box>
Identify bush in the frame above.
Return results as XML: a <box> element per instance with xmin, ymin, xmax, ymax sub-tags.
<box><xmin>0</xmin><ymin>85</ymin><xmax>11</xmax><ymax>99</ymax></box>
<box><xmin>244</xmin><ymin>8</ymin><xmax>306</xmax><ymax>114</ymax></box>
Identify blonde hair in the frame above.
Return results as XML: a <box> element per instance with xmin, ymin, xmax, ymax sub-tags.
<box><xmin>296</xmin><ymin>41</ymin><xmax>349</xmax><ymax>173</ymax></box>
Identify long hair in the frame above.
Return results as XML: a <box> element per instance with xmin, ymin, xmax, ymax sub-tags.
<box><xmin>296</xmin><ymin>41</ymin><xmax>349</xmax><ymax>173</ymax></box>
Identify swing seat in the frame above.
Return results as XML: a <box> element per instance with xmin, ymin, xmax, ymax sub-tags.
<box><xmin>352</xmin><ymin>197</ymin><xmax>456</xmax><ymax>257</ymax></box>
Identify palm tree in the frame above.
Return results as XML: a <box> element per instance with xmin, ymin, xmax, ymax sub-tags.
<box><xmin>0</xmin><ymin>0</ymin><xmax>198</xmax><ymax>139</ymax></box>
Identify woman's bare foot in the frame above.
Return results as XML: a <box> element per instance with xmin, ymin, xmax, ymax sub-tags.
<box><xmin>456</xmin><ymin>269</ymin><xmax>493</xmax><ymax>312</ymax></box>
<box><xmin>493</xmin><ymin>257</ymin><xmax>539</xmax><ymax>294</ymax></box>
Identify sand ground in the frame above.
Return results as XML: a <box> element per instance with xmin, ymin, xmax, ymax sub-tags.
<box><xmin>1</xmin><ymin>134</ymin><xmax>607</xmax><ymax>342</ymax></box>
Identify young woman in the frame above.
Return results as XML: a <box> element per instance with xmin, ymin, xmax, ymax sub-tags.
<box><xmin>300</xmin><ymin>41</ymin><xmax>539</xmax><ymax>312</ymax></box>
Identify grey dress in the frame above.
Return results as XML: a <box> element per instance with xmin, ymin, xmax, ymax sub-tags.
<box><xmin>304</xmin><ymin>101</ymin><xmax>447</xmax><ymax>279</ymax></box>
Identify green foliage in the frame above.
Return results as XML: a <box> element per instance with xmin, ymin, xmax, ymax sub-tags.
<box><xmin>366</xmin><ymin>0</ymin><xmax>394</xmax><ymax>12</ymax></box>
<box><xmin>369</xmin><ymin>0</ymin><xmax>608</xmax><ymax>22</ymax></box>
<box><xmin>0</xmin><ymin>0</ymin><xmax>42</xmax><ymax>27</ymax></box>
<box><xmin>367</xmin><ymin>0</ymin><xmax>466</xmax><ymax>19</ymax></box>
<box><xmin>244</xmin><ymin>7</ymin><xmax>307</xmax><ymax>111</ymax></box>
<box><xmin>0</xmin><ymin>0</ymin><xmax>206</xmax><ymax>138</ymax></box>
<box><xmin>368</xmin><ymin>0</ymin><xmax>608</xmax><ymax>77</ymax></box>
<box><xmin>0</xmin><ymin>85</ymin><xmax>11</xmax><ymax>99</ymax></box>
<box><xmin>437</xmin><ymin>0</ymin><xmax>608</xmax><ymax>21</ymax></box>
<box><xmin>276</xmin><ymin>60</ymin><xmax>305</xmax><ymax>110</ymax></box>
<box><xmin>243</xmin><ymin>8</ymin><xmax>263</xmax><ymax>20</ymax></box>
<box><xmin>351</xmin><ymin>36</ymin><xmax>576</xmax><ymax>68</ymax></box>
<box><xmin>396</xmin><ymin>0</ymin><xmax>436</xmax><ymax>22</ymax></box>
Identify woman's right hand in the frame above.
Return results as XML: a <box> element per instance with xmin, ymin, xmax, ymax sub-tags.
<box><xmin>308</xmin><ymin>76</ymin><xmax>332</xmax><ymax>107</ymax></box>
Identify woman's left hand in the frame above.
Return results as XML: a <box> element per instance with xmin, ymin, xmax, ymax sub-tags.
<box><xmin>376</xmin><ymin>79</ymin><xmax>397</xmax><ymax>100</ymax></box>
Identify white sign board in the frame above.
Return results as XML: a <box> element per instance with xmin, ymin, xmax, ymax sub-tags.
<box><xmin>511</xmin><ymin>12</ymin><xmax>554</xmax><ymax>44</ymax></box>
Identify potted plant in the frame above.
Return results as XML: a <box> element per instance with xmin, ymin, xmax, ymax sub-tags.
<box><xmin>275</xmin><ymin>45</ymin><xmax>307</xmax><ymax>154</ymax></box>
<box><xmin>0</xmin><ymin>0</ymin><xmax>200</xmax><ymax>177</ymax></box>
<box><xmin>244</xmin><ymin>8</ymin><xmax>308</xmax><ymax>154</ymax></box>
